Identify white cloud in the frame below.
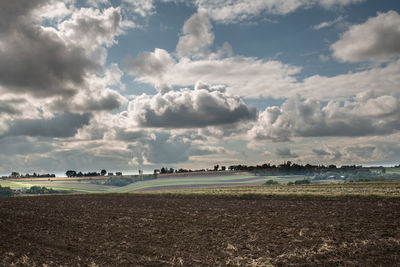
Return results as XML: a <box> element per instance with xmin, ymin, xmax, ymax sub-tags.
<box><xmin>34</xmin><ymin>0</ymin><xmax>74</xmax><ymax>22</ymax></box>
<box><xmin>122</xmin><ymin>0</ymin><xmax>155</xmax><ymax>17</ymax></box>
<box><xmin>127</xmin><ymin>83</ymin><xmax>257</xmax><ymax>128</ymax></box>
<box><xmin>331</xmin><ymin>10</ymin><xmax>400</xmax><ymax>62</ymax></box>
<box><xmin>126</xmin><ymin>48</ymin><xmax>301</xmax><ymax>97</ymax></box>
<box><xmin>298</xmin><ymin>59</ymin><xmax>400</xmax><ymax>100</ymax></box>
<box><xmin>58</xmin><ymin>6</ymin><xmax>128</xmax><ymax>65</ymax></box>
<box><xmin>250</xmin><ymin>93</ymin><xmax>400</xmax><ymax>142</ymax></box>
<box><xmin>191</xmin><ymin>0</ymin><xmax>364</xmax><ymax>23</ymax></box>
<box><xmin>313</xmin><ymin>15</ymin><xmax>344</xmax><ymax>30</ymax></box>
<box><xmin>176</xmin><ymin>12</ymin><xmax>214</xmax><ymax>59</ymax></box>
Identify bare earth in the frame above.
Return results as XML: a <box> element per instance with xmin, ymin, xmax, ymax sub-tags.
<box><xmin>0</xmin><ymin>194</ymin><xmax>399</xmax><ymax>266</ymax></box>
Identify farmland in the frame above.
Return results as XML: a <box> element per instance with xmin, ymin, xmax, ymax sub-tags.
<box><xmin>1</xmin><ymin>172</ymin><xmax>400</xmax><ymax>197</ymax></box>
<box><xmin>151</xmin><ymin>181</ymin><xmax>400</xmax><ymax>197</ymax></box>
<box><xmin>1</xmin><ymin>194</ymin><xmax>399</xmax><ymax>266</ymax></box>
<box><xmin>0</xmin><ymin>173</ymin><xmax>271</xmax><ymax>194</ymax></box>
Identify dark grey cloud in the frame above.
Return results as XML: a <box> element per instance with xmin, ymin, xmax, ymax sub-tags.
<box><xmin>0</xmin><ymin>0</ymin><xmax>98</xmax><ymax>98</ymax></box>
<box><xmin>1</xmin><ymin>112</ymin><xmax>92</xmax><ymax>138</ymax></box>
<box><xmin>275</xmin><ymin>148</ymin><xmax>298</xmax><ymax>158</ymax></box>
<box><xmin>0</xmin><ymin>0</ymin><xmax>48</xmax><ymax>31</ymax></box>
<box><xmin>250</xmin><ymin>94</ymin><xmax>400</xmax><ymax>141</ymax></box>
<box><xmin>128</xmin><ymin>87</ymin><xmax>257</xmax><ymax>128</ymax></box>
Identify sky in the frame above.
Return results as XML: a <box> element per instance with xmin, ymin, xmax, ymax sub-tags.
<box><xmin>0</xmin><ymin>0</ymin><xmax>400</xmax><ymax>175</ymax></box>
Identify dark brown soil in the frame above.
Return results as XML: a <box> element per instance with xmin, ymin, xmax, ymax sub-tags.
<box><xmin>0</xmin><ymin>194</ymin><xmax>399</xmax><ymax>266</ymax></box>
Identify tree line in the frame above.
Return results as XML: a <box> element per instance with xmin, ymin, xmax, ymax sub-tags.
<box><xmin>65</xmin><ymin>169</ymin><xmax>122</xmax><ymax>177</ymax></box>
<box><xmin>2</xmin><ymin>172</ymin><xmax>56</xmax><ymax>179</ymax></box>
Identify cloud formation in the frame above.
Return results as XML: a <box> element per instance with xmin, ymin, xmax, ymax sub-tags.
<box><xmin>0</xmin><ymin>0</ymin><xmax>100</xmax><ymax>98</ymax></box>
<box><xmin>332</xmin><ymin>11</ymin><xmax>400</xmax><ymax>62</ymax></box>
<box><xmin>126</xmin><ymin>48</ymin><xmax>301</xmax><ymax>97</ymax></box>
<box><xmin>1</xmin><ymin>112</ymin><xmax>92</xmax><ymax>139</ymax></box>
<box><xmin>176</xmin><ymin>12</ymin><xmax>214</xmax><ymax>59</ymax></box>
<box><xmin>192</xmin><ymin>0</ymin><xmax>365</xmax><ymax>23</ymax></box>
<box><xmin>250</xmin><ymin>93</ymin><xmax>400</xmax><ymax>141</ymax></box>
<box><xmin>127</xmin><ymin>82</ymin><xmax>257</xmax><ymax>128</ymax></box>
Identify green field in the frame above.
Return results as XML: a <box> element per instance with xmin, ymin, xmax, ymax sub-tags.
<box><xmin>386</xmin><ymin>167</ymin><xmax>400</xmax><ymax>174</ymax></box>
<box><xmin>1</xmin><ymin>173</ymin><xmax>275</xmax><ymax>193</ymax></box>
<box><xmin>2</xmin><ymin>173</ymin><xmax>399</xmax><ymax>197</ymax></box>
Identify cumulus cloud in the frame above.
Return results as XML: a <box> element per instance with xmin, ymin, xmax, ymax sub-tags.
<box><xmin>191</xmin><ymin>0</ymin><xmax>365</xmax><ymax>23</ymax></box>
<box><xmin>127</xmin><ymin>34</ymin><xmax>400</xmax><ymax>101</ymax></box>
<box><xmin>126</xmin><ymin>48</ymin><xmax>300</xmax><ymax>97</ymax></box>
<box><xmin>125</xmin><ymin>48</ymin><xmax>176</xmax><ymax>92</ymax></box>
<box><xmin>176</xmin><ymin>12</ymin><xmax>214</xmax><ymax>58</ymax></box>
<box><xmin>298</xmin><ymin>59</ymin><xmax>400</xmax><ymax>100</ymax></box>
<box><xmin>33</xmin><ymin>0</ymin><xmax>74</xmax><ymax>22</ymax></box>
<box><xmin>331</xmin><ymin>10</ymin><xmax>400</xmax><ymax>62</ymax></box>
<box><xmin>127</xmin><ymin>84</ymin><xmax>257</xmax><ymax>128</ymax></box>
<box><xmin>250</xmin><ymin>94</ymin><xmax>400</xmax><ymax>141</ymax></box>
<box><xmin>58</xmin><ymin>7</ymin><xmax>123</xmax><ymax>47</ymax></box>
<box><xmin>0</xmin><ymin>1</ymin><xmax>130</xmax><ymax>120</ymax></box>
<box><xmin>0</xmin><ymin>0</ymin><xmax>100</xmax><ymax>98</ymax></box>
<box><xmin>1</xmin><ymin>112</ymin><xmax>92</xmax><ymax>139</ymax></box>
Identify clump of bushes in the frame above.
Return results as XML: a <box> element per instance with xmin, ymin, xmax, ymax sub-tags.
<box><xmin>25</xmin><ymin>186</ymin><xmax>66</xmax><ymax>194</ymax></box>
<box><xmin>288</xmin><ymin>179</ymin><xmax>311</xmax><ymax>185</ymax></box>
<box><xmin>0</xmin><ymin>185</ymin><xmax>14</xmax><ymax>197</ymax></box>
<box><xmin>264</xmin><ymin>179</ymin><xmax>279</xmax><ymax>185</ymax></box>
<box><xmin>103</xmin><ymin>177</ymin><xmax>134</xmax><ymax>187</ymax></box>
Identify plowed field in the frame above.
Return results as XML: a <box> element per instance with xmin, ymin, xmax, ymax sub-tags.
<box><xmin>1</xmin><ymin>194</ymin><xmax>399</xmax><ymax>266</ymax></box>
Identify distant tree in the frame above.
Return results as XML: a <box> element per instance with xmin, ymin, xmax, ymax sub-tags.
<box><xmin>77</xmin><ymin>171</ymin><xmax>83</xmax><ymax>177</ymax></box>
<box><xmin>65</xmin><ymin>170</ymin><xmax>77</xmax><ymax>177</ymax></box>
<box><xmin>103</xmin><ymin>177</ymin><xmax>134</xmax><ymax>187</ymax></box>
<box><xmin>294</xmin><ymin>179</ymin><xmax>311</xmax><ymax>185</ymax></box>
<box><xmin>10</xmin><ymin>171</ymin><xmax>20</xmax><ymax>178</ymax></box>
<box><xmin>154</xmin><ymin>169</ymin><xmax>160</xmax><ymax>174</ymax></box>
<box><xmin>264</xmin><ymin>179</ymin><xmax>278</xmax><ymax>185</ymax></box>
<box><xmin>101</xmin><ymin>169</ymin><xmax>107</xmax><ymax>176</ymax></box>
<box><xmin>221</xmin><ymin>166</ymin><xmax>226</xmax><ymax>171</ymax></box>
<box><xmin>214</xmin><ymin>165</ymin><xmax>219</xmax><ymax>171</ymax></box>
<box><xmin>160</xmin><ymin>167</ymin><xmax>166</xmax><ymax>174</ymax></box>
